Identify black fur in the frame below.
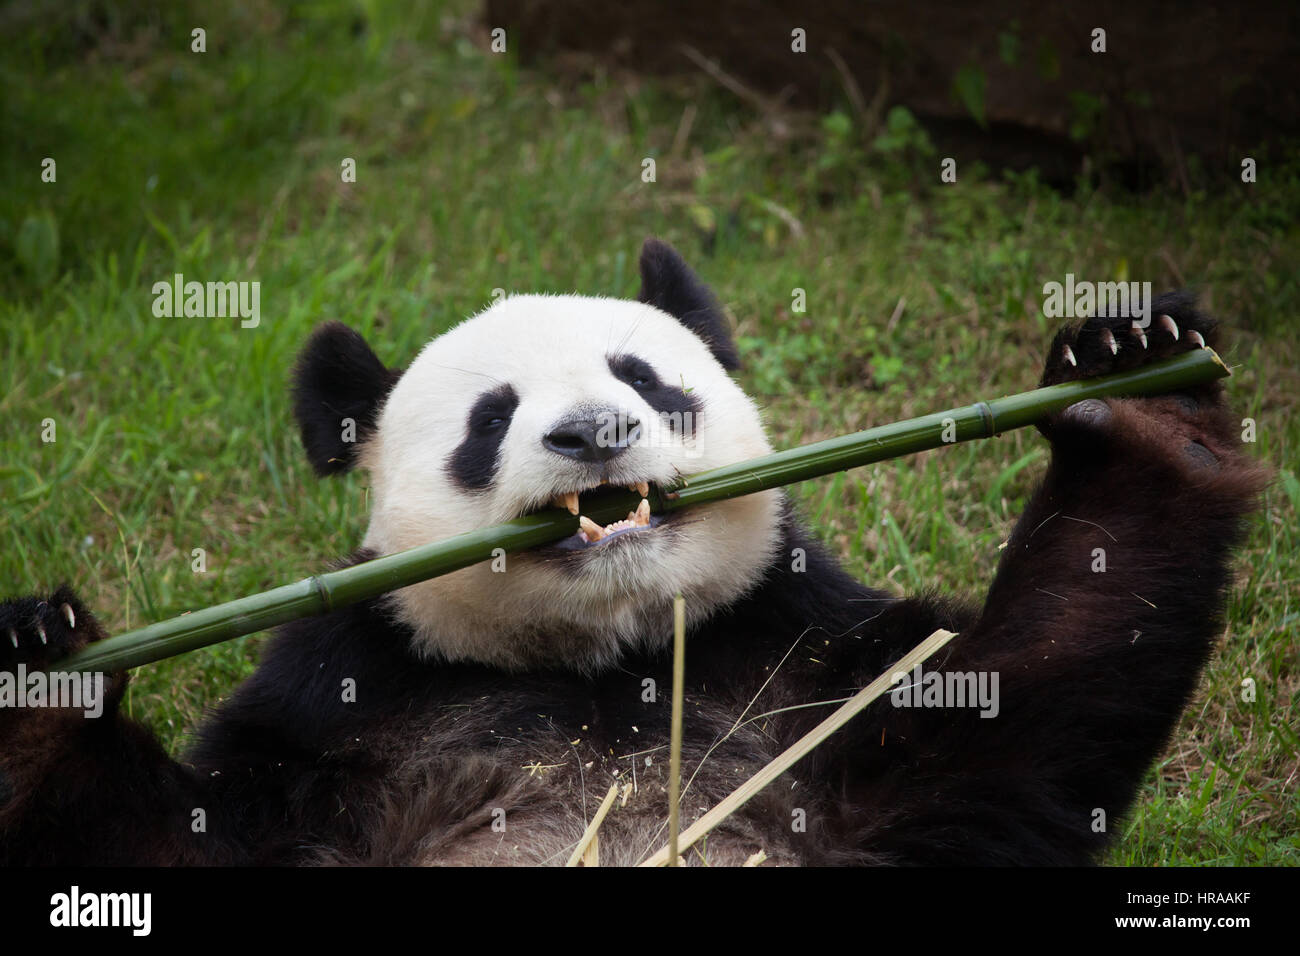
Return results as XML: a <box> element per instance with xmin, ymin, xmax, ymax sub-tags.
<box><xmin>607</xmin><ymin>353</ymin><xmax>700</xmax><ymax>436</ymax></box>
<box><xmin>637</xmin><ymin>238</ymin><xmax>741</xmax><ymax>370</ymax></box>
<box><xmin>0</xmin><ymin>285</ymin><xmax>1266</xmax><ymax>866</ymax></box>
<box><xmin>447</xmin><ymin>385</ymin><xmax>520</xmax><ymax>490</ymax></box>
<box><xmin>292</xmin><ymin>321</ymin><xmax>402</xmax><ymax>476</ymax></box>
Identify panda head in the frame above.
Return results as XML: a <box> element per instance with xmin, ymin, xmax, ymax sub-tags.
<box><xmin>292</xmin><ymin>239</ymin><xmax>782</xmax><ymax>670</ymax></box>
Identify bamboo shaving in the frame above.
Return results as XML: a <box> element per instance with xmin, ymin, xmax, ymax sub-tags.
<box><xmin>565</xmin><ymin>783</ymin><xmax>620</xmax><ymax>867</ymax></box>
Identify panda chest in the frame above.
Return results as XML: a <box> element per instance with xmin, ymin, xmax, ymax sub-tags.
<box><xmin>393</xmin><ymin>696</ymin><xmax>805</xmax><ymax>867</ymax></box>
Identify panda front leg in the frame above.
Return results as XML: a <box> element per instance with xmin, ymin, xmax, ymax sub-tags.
<box><xmin>859</xmin><ymin>300</ymin><xmax>1268</xmax><ymax>864</ymax></box>
<box><xmin>0</xmin><ymin>587</ymin><xmax>245</xmax><ymax>864</ymax></box>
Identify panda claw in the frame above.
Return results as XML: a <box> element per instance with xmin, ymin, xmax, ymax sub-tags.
<box><xmin>7</xmin><ymin>627</ymin><xmax>17</xmax><ymax>649</ymax></box>
<box><xmin>1189</xmin><ymin>329</ymin><xmax>1206</xmax><ymax>348</ymax></box>
<box><xmin>1063</xmin><ymin>344</ymin><xmax>1077</xmax><ymax>367</ymax></box>
<box><xmin>62</xmin><ymin>603</ymin><xmax>76</xmax><ymax>629</ymax></box>
<box><xmin>1159</xmin><ymin>314</ymin><xmax>1179</xmax><ymax>340</ymax></box>
<box><xmin>36</xmin><ymin>623</ymin><xmax>47</xmax><ymax>645</ymax></box>
<box><xmin>1100</xmin><ymin>328</ymin><xmax>1118</xmax><ymax>355</ymax></box>
<box><xmin>1131</xmin><ymin>323</ymin><xmax>1148</xmax><ymax>349</ymax></box>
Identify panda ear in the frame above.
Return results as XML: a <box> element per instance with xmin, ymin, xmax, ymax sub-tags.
<box><xmin>637</xmin><ymin>238</ymin><xmax>740</xmax><ymax>370</ymax></box>
<box><xmin>292</xmin><ymin>322</ymin><xmax>401</xmax><ymax>476</ymax></box>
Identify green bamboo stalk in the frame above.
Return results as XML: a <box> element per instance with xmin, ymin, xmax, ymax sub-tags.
<box><xmin>57</xmin><ymin>346</ymin><xmax>1229</xmax><ymax>674</ymax></box>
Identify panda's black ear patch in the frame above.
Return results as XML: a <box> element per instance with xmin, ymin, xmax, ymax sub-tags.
<box><xmin>292</xmin><ymin>322</ymin><xmax>401</xmax><ymax>477</ymax></box>
<box><xmin>637</xmin><ymin>238</ymin><xmax>741</xmax><ymax>370</ymax></box>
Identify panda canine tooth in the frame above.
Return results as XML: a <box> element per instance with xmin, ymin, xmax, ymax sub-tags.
<box><xmin>578</xmin><ymin>515</ymin><xmax>606</xmax><ymax>541</ymax></box>
<box><xmin>636</xmin><ymin>481</ymin><xmax>650</xmax><ymax>497</ymax></box>
<box><xmin>562</xmin><ymin>492</ymin><xmax>580</xmax><ymax>515</ymax></box>
<box><xmin>635</xmin><ymin>498</ymin><xmax>650</xmax><ymax>526</ymax></box>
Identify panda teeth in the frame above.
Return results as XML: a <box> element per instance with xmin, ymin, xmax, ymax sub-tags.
<box><xmin>636</xmin><ymin>481</ymin><xmax>650</xmax><ymax>498</ymax></box>
<box><xmin>576</xmin><ymin>498</ymin><xmax>653</xmax><ymax>544</ymax></box>
<box><xmin>553</xmin><ymin>492</ymin><xmax>580</xmax><ymax>515</ymax></box>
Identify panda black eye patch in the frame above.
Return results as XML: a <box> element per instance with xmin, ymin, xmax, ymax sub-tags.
<box><xmin>448</xmin><ymin>384</ymin><xmax>519</xmax><ymax>490</ymax></box>
<box><xmin>608</xmin><ymin>353</ymin><xmax>700</xmax><ymax>434</ymax></box>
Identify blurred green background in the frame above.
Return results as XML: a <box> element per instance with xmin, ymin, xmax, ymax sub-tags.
<box><xmin>1</xmin><ymin>1</ymin><xmax>1296</xmax><ymax>864</ymax></box>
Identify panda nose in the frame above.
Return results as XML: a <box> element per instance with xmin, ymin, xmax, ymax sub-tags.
<box><xmin>542</xmin><ymin>413</ymin><xmax>641</xmax><ymax>462</ymax></box>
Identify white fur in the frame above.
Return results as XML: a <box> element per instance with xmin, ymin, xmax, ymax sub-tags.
<box><xmin>360</xmin><ymin>294</ymin><xmax>782</xmax><ymax>670</ymax></box>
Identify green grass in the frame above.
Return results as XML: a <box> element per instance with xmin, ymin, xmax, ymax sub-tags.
<box><xmin>2</xmin><ymin>1</ymin><xmax>1297</xmax><ymax>864</ymax></box>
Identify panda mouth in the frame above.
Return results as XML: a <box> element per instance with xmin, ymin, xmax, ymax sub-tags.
<box><xmin>543</xmin><ymin>481</ymin><xmax>667</xmax><ymax>551</ymax></box>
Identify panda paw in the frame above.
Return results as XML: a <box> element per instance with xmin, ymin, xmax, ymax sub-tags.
<box><xmin>0</xmin><ymin>586</ymin><xmax>106</xmax><ymax>671</ymax></box>
<box><xmin>1035</xmin><ymin>296</ymin><xmax>1269</xmax><ymax>493</ymax></box>
<box><xmin>1039</xmin><ymin>294</ymin><xmax>1242</xmax><ymax>456</ymax></box>
<box><xmin>1039</xmin><ymin>292</ymin><xmax>1218</xmax><ymax>389</ymax></box>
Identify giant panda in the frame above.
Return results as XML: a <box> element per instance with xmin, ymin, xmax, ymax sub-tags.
<box><xmin>0</xmin><ymin>239</ymin><xmax>1266</xmax><ymax>866</ymax></box>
